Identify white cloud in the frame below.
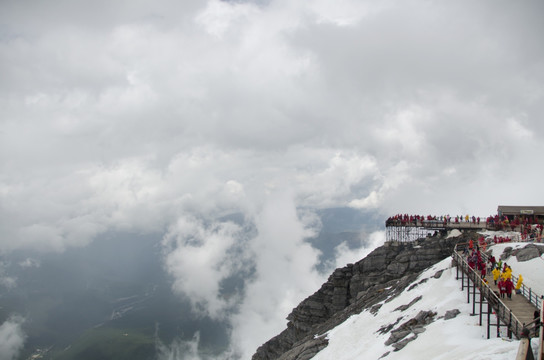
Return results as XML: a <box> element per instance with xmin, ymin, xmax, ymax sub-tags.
<box><xmin>330</xmin><ymin>230</ymin><xmax>385</xmax><ymax>269</ymax></box>
<box><xmin>309</xmin><ymin>0</ymin><xmax>387</xmax><ymax>26</ymax></box>
<box><xmin>376</xmin><ymin>105</ymin><xmax>432</xmax><ymax>155</ymax></box>
<box><xmin>0</xmin><ymin>262</ymin><xmax>16</xmax><ymax>289</ymax></box>
<box><xmin>18</xmin><ymin>258</ymin><xmax>40</xmax><ymax>269</ymax></box>
<box><xmin>162</xmin><ymin>216</ymin><xmax>247</xmax><ymax>319</ymax></box>
<box><xmin>196</xmin><ymin>0</ymin><xmax>259</xmax><ymax>38</ymax></box>
<box><xmin>506</xmin><ymin>117</ymin><xmax>533</xmax><ymax>140</ymax></box>
<box><xmin>156</xmin><ymin>332</ymin><xmax>203</xmax><ymax>360</ymax></box>
<box><xmin>228</xmin><ymin>189</ymin><xmax>324</xmax><ymax>359</ymax></box>
<box><xmin>0</xmin><ymin>276</ymin><xmax>16</xmax><ymax>290</ymax></box>
<box><xmin>349</xmin><ymin>190</ymin><xmax>381</xmax><ymax>209</ymax></box>
<box><xmin>0</xmin><ymin>316</ymin><xmax>26</xmax><ymax>360</ymax></box>
<box><xmin>349</xmin><ymin>160</ymin><xmax>410</xmax><ymax>210</ymax></box>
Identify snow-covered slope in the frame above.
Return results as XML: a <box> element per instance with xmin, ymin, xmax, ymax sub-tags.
<box><xmin>312</xmin><ymin>242</ymin><xmax>544</xmax><ymax>360</ymax></box>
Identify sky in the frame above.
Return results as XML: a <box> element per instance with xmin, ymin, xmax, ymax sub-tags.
<box><xmin>1</xmin><ymin>0</ymin><xmax>544</xmax><ymax>358</ymax></box>
<box><xmin>313</xmin><ymin>241</ymin><xmax>544</xmax><ymax>360</ymax></box>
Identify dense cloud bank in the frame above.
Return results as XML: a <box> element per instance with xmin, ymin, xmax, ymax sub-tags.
<box><xmin>2</xmin><ymin>0</ymin><xmax>544</xmax><ymax>252</ymax></box>
<box><xmin>1</xmin><ymin>0</ymin><xmax>544</xmax><ymax>358</ymax></box>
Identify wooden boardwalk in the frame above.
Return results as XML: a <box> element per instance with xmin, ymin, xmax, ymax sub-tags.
<box><xmin>452</xmin><ymin>249</ymin><xmax>540</xmax><ymax>339</ymax></box>
<box><xmin>484</xmin><ymin>274</ymin><xmax>538</xmax><ymax>327</ymax></box>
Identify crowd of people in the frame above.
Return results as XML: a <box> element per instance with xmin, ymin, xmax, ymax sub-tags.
<box><xmin>464</xmin><ymin>242</ymin><xmax>522</xmax><ymax>301</ymax></box>
<box><xmin>521</xmin><ymin>223</ymin><xmax>544</xmax><ymax>241</ymax></box>
<box><xmin>492</xmin><ymin>235</ymin><xmax>513</xmax><ymax>244</ymax></box>
<box><xmin>461</xmin><ymin>239</ymin><xmax>543</xmax><ymax>338</ymax></box>
<box><xmin>386</xmin><ymin>214</ymin><xmax>485</xmax><ymax>226</ymax></box>
<box><xmin>386</xmin><ymin>213</ymin><xmax>544</xmax><ymax>242</ymax></box>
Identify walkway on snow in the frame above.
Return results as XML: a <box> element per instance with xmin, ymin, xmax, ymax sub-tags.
<box><xmin>452</xmin><ymin>247</ymin><xmax>541</xmax><ymax>340</ymax></box>
<box><xmin>485</xmin><ymin>274</ymin><xmax>538</xmax><ymax>327</ymax></box>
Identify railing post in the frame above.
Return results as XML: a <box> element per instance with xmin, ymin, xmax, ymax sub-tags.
<box><xmin>508</xmin><ymin>311</ymin><xmax>513</xmax><ymax>339</ymax></box>
<box><xmin>539</xmin><ymin>297</ymin><xmax>543</xmax><ymax>360</ymax></box>
<box><xmin>479</xmin><ymin>286</ymin><xmax>483</xmax><ymax>326</ymax></box>
<box><xmin>487</xmin><ymin>300</ymin><xmax>491</xmax><ymax>339</ymax></box>
<box><xmin>467</xmin><ymin>270</ymin><xmax>470</xmax><ymax>304</ymax></box>
<box><xmin>461</xmin><ymin>263</ymin><xmax>465</xmax><ymax>290</ymax></box>
<box><xmin>473</xmin><ymin>274</ymin><xmax>476</xmax><ymax>315</ymax></box>
<box><xmin>497</xmin><ymin>304</ymin><xmax>501</xmax><ymax>337</ymax></box>
<box><xmin>456</xmin><ymin>258</ymin><xmax>459</xmax><ymax>280</ymax></box>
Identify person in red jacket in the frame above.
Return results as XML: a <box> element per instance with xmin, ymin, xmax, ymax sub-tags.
<box><xmin>498</xmin><ymin>278</ymin><xmax>506</xmax><ymax>299</ymax></box>
<box><xmin>488</xmin><ymin>255</ymin><xmax>496</xmax><ymax>272</ymax></box>
<box><xmin>480</xmin><ymin>262</ymin><xmax>487</xmax><ymax>278</ymax></box>
<box><xmin>505</xmin><ymin>278</ymin><xmax>514</xmax><ymax>300</ymax></box>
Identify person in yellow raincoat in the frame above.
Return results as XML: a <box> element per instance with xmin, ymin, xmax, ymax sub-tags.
<box><xmin>515</xmin><ymin>274</ymin><xmax>523</xmax><ymax>294</ymax></box>
<box><xmin>492</xmin><ymin>266</ymin><xmax>501</xmax><ymax>285</ymax></box>
<box><xmin>503</xmin><ymin>266</ymin><xmax>512</xmax><ymax>280</ymax></box>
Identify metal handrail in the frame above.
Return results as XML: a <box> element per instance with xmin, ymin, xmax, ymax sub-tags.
<box><xmin>453</xmin><ymin>246</ymin><xmax>526</xmax><ymax>339</ymax></box>
<box><xmin>511</xmin><ymin>274</ymin><xmax>542</xmax><ymax>308</ymax></box>
<box><xmin>523</xmin><ymin>318</ymin><xmax>542</xmax><ymax>338</ymax></box>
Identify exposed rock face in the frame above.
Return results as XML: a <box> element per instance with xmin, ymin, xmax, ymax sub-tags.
<box><xmin>394</xmin><ymin>295</ymin><xmax>422</xmax><ymax>312</ymax></box>
<box><xmin>252</xmin><ymin>233</ymin><xmax>465</xmax><ymax>360</ymax></box>
<box><xmin>384</xmin><ymin>310</ymin><xmax>436</xmax><ymax>351</ymax></box>
<box><xmin>499</xmin><ymin>243</ymin><xmax>544</xmax><ymax>262</ymax></box>
<box><xmin>501</xmin><ymin>246</ymin><xmax>514</xmax><ymax>260</ymax></box>
<box><xmin>443</xmin><ymin>309</ymin><xmax>461</xmax><ymax>320</ymax></box>
<box><xmin>514</xmin><ymin>244</ymin><xmax>544</xmax><ymax>262</ymax></box>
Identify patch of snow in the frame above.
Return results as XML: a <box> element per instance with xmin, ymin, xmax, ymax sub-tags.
<box><xmin>447</xmin><ymin>229</ymin><xmax>462</xmax><ymax>238</ymax></box>
<box><xmin>478</xmin><ymin>230</ymin><xmax>523</xmax><ymax>242</ymax></box>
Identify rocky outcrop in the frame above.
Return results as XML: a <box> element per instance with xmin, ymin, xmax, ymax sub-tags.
<box><xmin>252</xmin><ymin>232</ymin><xmax>468</xmax><ymax>360</ymax></box>
<box><xmin>501</xmin><ymin>246</ymin><xmax>514</xmax><ymax>260</ymax></box>
<box><xmin>442</xmin><ymin>309</ymin><xmax>461</xmax><ymax>320</ymax></box>
<box><xmin>384</xmin><ymin>310</ymin><xmax>436</xmax><ymax>350</ymax></box>
<box><xmin>515</xmin><ymin>244</ymin><xmax>544</xmax><ymax>262</ymax></box>
<box><xmin>273</xmin><ymin>335</ymin><xmax>328</xmax><ymax>360</ymax></box>
<box><xmin>394</xmin><ymin>295</ymin><xmax>422</xmax><ymax>312</ymax></box>
<box><xmin>499</xmin><ymin>243</ymin><xmax>544</xmax><ymax>262</ymax></box>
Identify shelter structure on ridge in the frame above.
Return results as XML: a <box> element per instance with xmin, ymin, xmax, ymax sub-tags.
<box><xmin>497</xmin><ymin>205</ymin><xmax>544</xmax><ymax>223</ymax></box>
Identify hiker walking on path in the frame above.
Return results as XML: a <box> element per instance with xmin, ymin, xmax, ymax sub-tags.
<box><xmin>488</xmin><ymin>255</ymin><xmax>496</xmax><ymax>272</ymax></box>
<box><xmin>492</xmin><ymin>266</ymin><xmax>500</xmax><ymax>285</ymax></box>
<box><xmin>505</xmin><ymin>278</ymin><xmax>514</xmax><ymax>299</ymax></box>
<box><xmin>502</xmin><ymin>265</ymin><xmax>512</xmax><ymax>280</ymax></box>
<box><xmin>515</xmin><ymin>275</ymin><xmax>523</xmax><ymax>294</ymax></box>
<box><xmin>498</xmin><ymin>278</ymin><xmax>507</xmax><ymax>298</ymax></box>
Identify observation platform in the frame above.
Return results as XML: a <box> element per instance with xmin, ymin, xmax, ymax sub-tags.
<box><xmin>385</xmin><ymin>219</ymin><xmax>491</xmax><ymax>242</ymax></box>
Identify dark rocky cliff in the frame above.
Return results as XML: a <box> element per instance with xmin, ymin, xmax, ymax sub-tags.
<box><xmin>252</xmin><ymin>232</ymin><xmax>473</xmax><ymax>360</ymax></box>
